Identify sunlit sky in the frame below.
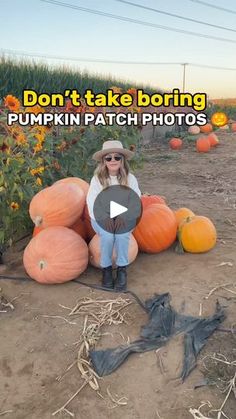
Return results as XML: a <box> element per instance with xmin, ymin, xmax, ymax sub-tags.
<box><xmin>1</xmin><ymin>0</ymin><xmax>236</xmax><ymax>98</ymax></box>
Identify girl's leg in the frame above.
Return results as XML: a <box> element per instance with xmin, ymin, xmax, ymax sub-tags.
<box><xmin>91</xmin><ymin>219</ymin><xmax>115</xmax><ymax>268</ymax></box>
<box><xmin>114</xmin><ymin>232</ymin><xmax>131</xmax><ymax>267</ymax></box>
<box><xmin>113</xmin><ymin>232</ymin><xmax>131</xmax><ymax>291</ymax></box>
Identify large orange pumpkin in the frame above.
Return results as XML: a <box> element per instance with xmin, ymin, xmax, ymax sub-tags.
<box><xmin>141</xmin><ymin>194</ymin><xmax>167</xmax><ymax>209</ymax></box>
<box><xmin>178</xmin><ymin>216</ymin><xmax>217</xmax><ymax>253</ymax></box>
<box><xmin>174</xmin><ymin>208</ymin><xmax>195</xmax><ymax>227</ymax></box>
<box><xmin>231</xmin><ymin>122</ymin><xmax>236</xmax><ymax>132</ymax></box>
<box><xmin>29</xmin><ymin>183</ymin><xmax>85</xmax><ymax>228</ymax></box>
<box><xmin>89</xmin><ymin>234</ymin><xmax>138</xmax><ymax>268</ymax></box>
<box><xmin>133</xmin><ymin>204</ymin><xmax>177</xmax><ymax>253</ymax></box>
<box><xmin>196</xmin><ymin>137</ymin><xmax>211</xmax><ymax>153</ymax></box>
<box><xmin>169</xmin><ymin>138</ymin><xmax>183</xmax><ymax>150</ymax></box>
<box><xmin>207</xmin><ymin>133</ymin><xmax>219</xmax><ymax>147</ymax></box>
<box><xmin>23</xmin><ymin>227</ymin><xmax>88</xmax><ymax>283</ymax></box>
<box><xmin>200</xmin><ymin>123</ymin><xmax>213</xmax><ymax>134</ymax></box>
<box><xmin>54</xmin><ymin>177</ymin><xmax>89</xmax><ymax>196</ymax></box>
<box><xmin>188</xmin><ymin>125</ymin><xmax>200</xmax><ymax>135</ymax></box>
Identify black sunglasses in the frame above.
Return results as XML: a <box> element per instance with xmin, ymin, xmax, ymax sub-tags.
<box><xmin>104</xmin><ymin>156</ymin><xmax>122</xmax><ymax>162</ymax></box>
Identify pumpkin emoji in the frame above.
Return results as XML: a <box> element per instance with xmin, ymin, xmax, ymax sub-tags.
<box><xmin>211</xmin><ymin>112</ymin><xmax>228</xmax><ymax>127</ymax></box>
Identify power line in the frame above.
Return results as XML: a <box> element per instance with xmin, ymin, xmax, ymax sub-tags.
<box><xmin>39</xmin><ymin>0</ymin><xmax>236</xmax><ymax>44</ymax></box>
<box><xmin>1</xmin><ymin>48</ymin><xmax>236</xmax><ymax>71</ymax></box>
<box><xmin>188</xmin><ymin>0</ymin><xmax>236</xmax><ymax>15</ymax></box>
<box><xmin>113</xmin><ymin>0</ymin><xmax>236</xmax><ymax>33</ymax></box>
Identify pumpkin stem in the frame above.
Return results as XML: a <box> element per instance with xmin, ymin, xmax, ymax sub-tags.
<box><xmin>39</xmin><ymin>260</ymin><xmax>45</xmax><ymax>270</ymax></box>
<box><xmin>34</xmin><ymin>216</ymin><xmax>42</xmax><ymax>227</ymax></box>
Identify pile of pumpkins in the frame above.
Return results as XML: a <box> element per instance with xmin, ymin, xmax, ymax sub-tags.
<box><xmin>169</xmin><ymin>123</ymin><xmax>222</xmax><ymax>153</ymax></box>
<box><xmin>23</xmin><ymin>178</ymin><xmax>217</xmax><ymax>285</ymax></box>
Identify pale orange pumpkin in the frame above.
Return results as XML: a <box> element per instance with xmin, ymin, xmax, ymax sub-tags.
<box><xmin>133</xmin><ymin>204</ymin><xmax>177</xmax><ymax>253</ymax></box>
<box><xmin>174</xmin><ymin>208</ymin><xmax>195</xmax><ymax>227</ymax></box>
<box><xmin>178</xmin><ymin>216</ymin><xmax>217</xmax><ymax>253</ymax></box>
<box><xmin>54</xmin><ymin>177</ymin><xmax>89</xmax><ymax>196</ymax></box>
<box><xmin>23</xmin><ymin>227</ymin><xmax>88</xmax><ymax>283</ymax></box>
<box><xmin>89</xmin><ymin>234</ymin><xmax>138</xmax><ymax>268</ymax></box>
<box><xmin>169</xmin><ymin>137</ymin><xmax>183</xmax><ymax>150</ymax></box>
<box><xmin>196</xmin><ymin>137</ymin><xmax>211</xmax><ymax>153</ymax></box>
<box><xmin>29</xmin><ymin>183</ymin><xmax>85</xmax><ymax>228</ymax></box>
<box><xmin>188</xmin><ymin>125</ymin><xmax>200</xmax><ymax>135</ymax></box>
<box><xmin>207</xmin><ymin>133</ymin><xmax>219</xmax><ymax>147</ymax></box>
<box><xmin>200</xmin><ymin>123</ymin><xmax>213</xmax><ymax>134</ymax></box>
<box><xmin>141</xmin><ymin>194</ymin><xmax>167</xmax><ymax>209</ymax></box>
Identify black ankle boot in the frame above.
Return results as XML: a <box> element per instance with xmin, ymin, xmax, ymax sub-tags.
<box><xmin>115</xmin><ymin>266</ymin><xmax>127</xmax><ymax>291</ymax></box>
<box><xmin>102</xmin><ymin>266</ymin><xmax>114</xmax><ymax>289</ymax></box>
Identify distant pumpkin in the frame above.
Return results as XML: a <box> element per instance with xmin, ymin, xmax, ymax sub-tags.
<box><xmin>188</xmin><ymin>125</ymin><xmax>200</xmax><ymax>135</ymax></box>
<box><xmin>231</xmin><ymin>122</ymin><xmax>236</xmax><ymax>132</ymax></box>
<box><xmin>196</xmin><ymin>137</ymin><xmax>211</xmax><ymax>153</ymax></box>
<box><xmin>200</xmin><ymin>123</ymin><xmax>213</xmax><ymax>134</ymax></box>
<box><xmin>169</xmin><ymin>138</ymin><xmax>183</xmax><ymax>150</ymax></box>
<box><xmin>207</xmin><ymin>133</ymin><xmax>219</xmax><ymax>147</ymax></box>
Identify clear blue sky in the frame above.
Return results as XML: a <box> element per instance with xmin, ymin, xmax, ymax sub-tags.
<box><xmin>1</xmin><ymin>0</ymin><xmax>236</xmax><ymax>98</ymax></box>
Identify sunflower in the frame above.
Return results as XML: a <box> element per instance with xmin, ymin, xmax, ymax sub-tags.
<box><xmin>4</xmin><ymin>95</ymin><xmax>21</xmax><ymax>111</ymax></box>
<box><xmin>33</xmin><ymin>143</ymin><xmax>43</xmax><ymax>153</ymax></box>
<box><xmin>10</xmin><ymin>202</ymin><xmax>20</xmax><ymax>211</ymax></box>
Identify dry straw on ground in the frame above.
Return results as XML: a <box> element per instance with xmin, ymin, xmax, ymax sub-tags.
<box><xmin>52</xmin><ymin>296</ymin><xmax>132</xmax><ymax>417</ymax></box>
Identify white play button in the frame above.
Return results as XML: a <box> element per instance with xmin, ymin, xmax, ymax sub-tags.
<box><xmin>110</xmin><ymin>200</ymin><xmax>128</xmax><ymax>218</ymax></box>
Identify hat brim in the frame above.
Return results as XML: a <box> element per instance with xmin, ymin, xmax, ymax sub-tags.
<box><xmin>92</xmin><ymin>148</ymin><xmax>134</xmax><ymax>161</ymax></box>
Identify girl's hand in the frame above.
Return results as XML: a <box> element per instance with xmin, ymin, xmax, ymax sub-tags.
<box><xmin>114</xmin><ymin>216</ymin><xmax>126</xmax><ymax>232</ymax></box>
<box><xmin>104</xmin><ymin>217</ymin><xmax>115</xmax><ymax>233</ymax></box>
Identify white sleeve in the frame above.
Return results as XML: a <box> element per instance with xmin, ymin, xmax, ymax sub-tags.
<box><xmin>86</xmin><ymin>176</ymin><xmax>103</xmax><ymax>219</ymax></box>
<box><xmin>128</xmin><ymin>174</ymin><xmax>141</xmax><ymax>197</ymax></box>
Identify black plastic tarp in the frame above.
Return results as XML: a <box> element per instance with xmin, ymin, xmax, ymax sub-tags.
<box><xmin>90</xmin><ymin>293</ymin><xmax>225</xmax><ymax>380</ymax></box>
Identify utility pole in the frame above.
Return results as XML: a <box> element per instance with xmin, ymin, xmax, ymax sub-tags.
<box><xmin>182</xmin><ymin>63</ymin><xmax>188</xmax><ymax>92</ymax></box>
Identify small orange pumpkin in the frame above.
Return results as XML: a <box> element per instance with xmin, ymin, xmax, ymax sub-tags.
<box><xmin>89</xmin><ymin>234</ymin><xmax>138</xmax><ymax>268</ymax></box>
<box><xmin>200</xmin><ymin>123</ymin><xmax>213</xmax><ymax>134</ymax></box>
<box><xmin>174</xmin><ymin>208</ymin><xmax>195</xmax><ymax>227</ymax></box>
<box><xmin>54</xmin><ymin>177</ymin><xmax>89</xmax><ymax>196</ymax></box>
<box><xmin>207</xmin><ymin>133</ymin><xmax>219</xmax><ymax>147</ymax></box>
<box><xmin>29</xmin><ymin>183</ymin><xmax>85</xmax><ymax>228</ymax></box>
<box><xmin>169</xmin><ymin>138</ymin><xmax>183</xmax><ymax>150</ymax></box>
<box><xmin>178</xmin><ymin>216</ymin><xmax>217</xmax><ymax>253</ymax></box>
<box><xmin>133</xmin><ymin>204</ymin><xmax>177</xmax><ymax>253</ymax></box>
<box><xmin>196</xmin><ymin>137</ymin><xmax>211</xmax><ymax>153</ymax></box>
<box><xmin>23</xmin><ymin>227</ymin><xmax>88</xmax><ymax>283</ymax></box>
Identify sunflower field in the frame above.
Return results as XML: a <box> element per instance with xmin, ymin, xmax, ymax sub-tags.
<box><xmin>0</xmin><ymin>92</ymin><xmax>143</xmax><ymax>251</ymax></box>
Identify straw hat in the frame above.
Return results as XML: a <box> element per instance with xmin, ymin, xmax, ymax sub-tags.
<box><xmin>92</xmin><ymin>140</ymin><xmax>134</xmax><ymax>161</ymax></box>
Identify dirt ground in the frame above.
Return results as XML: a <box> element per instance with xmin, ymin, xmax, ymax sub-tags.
<box><xmin>1</xmin><ymin>131</ymin><xmax>236</xmax><ymax>419</ymax></box>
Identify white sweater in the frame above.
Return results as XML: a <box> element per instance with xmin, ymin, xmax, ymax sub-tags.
<box><xmin>86</xmin><ymin>173</ymin><xmax>141</xmax><ymax>220</ymax></box>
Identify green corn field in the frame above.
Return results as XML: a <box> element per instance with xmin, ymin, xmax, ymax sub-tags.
<box><xmin>0</xmin><ymin>57</ymin><xmax>160</xmax><ymax>99</ymax></box>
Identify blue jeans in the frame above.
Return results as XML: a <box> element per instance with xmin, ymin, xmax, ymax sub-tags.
<box><xmin>91</xmin><ymin>219</ymin><xmax>131</xmax><ymax>268</ymax></box>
